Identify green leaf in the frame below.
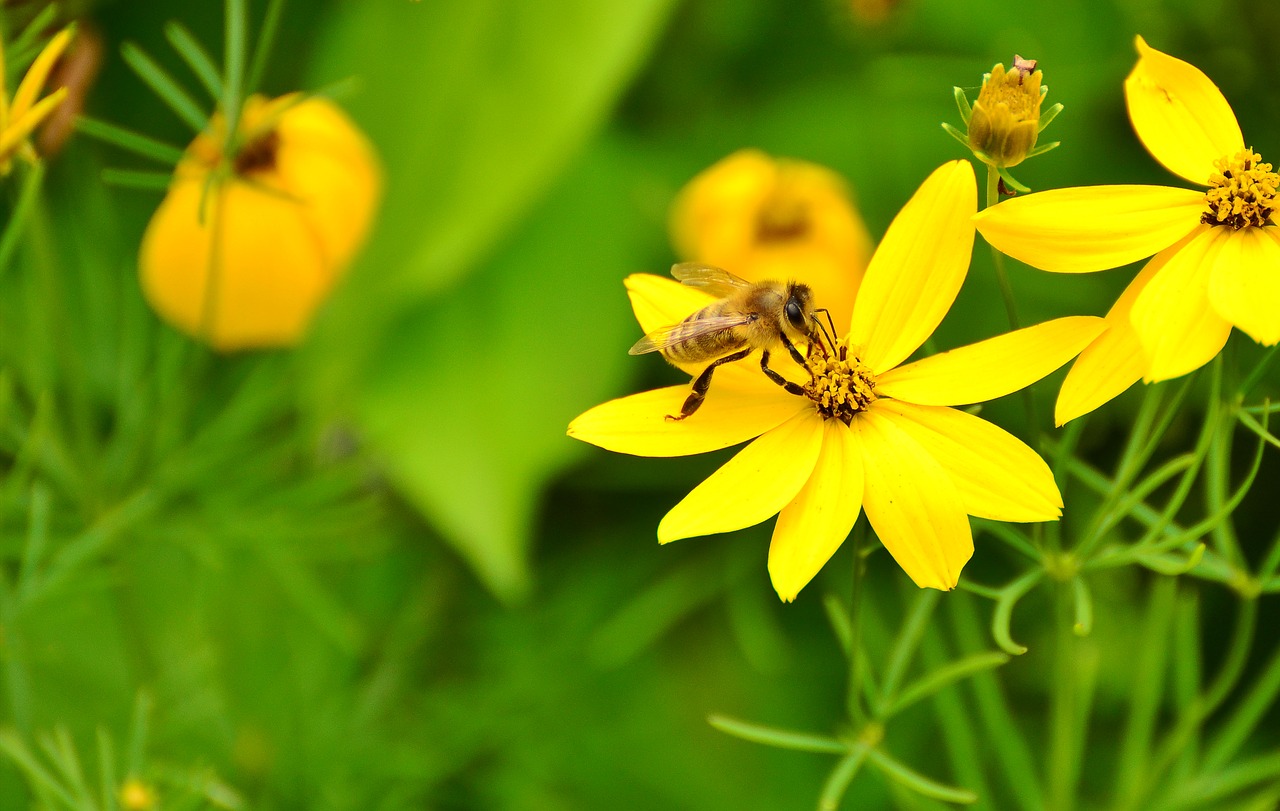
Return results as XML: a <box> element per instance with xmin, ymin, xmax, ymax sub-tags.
<box><xmin>304</xmin><ymin>0</ymin><xmax>677</xmax><ymax>404</ymax></box>
<box><xmin>707</xmin><ymin>715</ymin><xmax>847</xmax><ymax>755</ymax></box>
<box><xmin>352</xmin><ymin>137</ymin><xmax>658</xmax><ymax>601</ymax></box>
<box><xmin>867</xmin><ymin>747</ymin><xmax>978</xmax><ymax>804</ymax></box>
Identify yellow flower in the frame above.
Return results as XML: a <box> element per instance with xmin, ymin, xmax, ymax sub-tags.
<box><xmin>974</xmin><ymin>37</ymin><xmax>1279</xmax><ymax>424</ymax></box>
<box><xmin>139</xmin><ymin>94</ymin><xmax>381</xmax><ymax>351</ymax></box>
<box><xmin>967</xmin><ymin>56</ymin><xmax>1044</xmax><ymax>169</ymax></box>
<box><xmin>669</xmin><ymin>149</ymin><xmax>872</xmax><ymax>329</ymax></box>
<box><xmin>570</xmin><ymin>161</ymin><xmax>1105</xmax><ymax>600</ymax></box>
<box><xmin>119</xmin><ymin>778</ymin><xmax>156</xmax><ymax>810</ymax></box>
<box><xmin>0</xmin><ymin>26</ymin><xmax>73</xmax><ymax>174</ymax></box>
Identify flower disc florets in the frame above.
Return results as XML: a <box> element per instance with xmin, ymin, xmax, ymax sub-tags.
<box><xmin>804</xmin><ymin>338</ymin><xmax>876</xmax><ymax>424</ymax></box>
<box><xmin>1202</xmin><ymin>149</ymin><xmax>1279</xmax><ymax>229</ymax></box>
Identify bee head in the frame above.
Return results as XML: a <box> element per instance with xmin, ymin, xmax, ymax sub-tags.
<box><xmin>783</xmin><ymin>282</ymin><xmax>815</xmax><ymax>337</ymax></box>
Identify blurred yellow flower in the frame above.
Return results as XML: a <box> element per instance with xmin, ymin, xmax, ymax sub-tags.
<box><xmin>967</xmin><ymin>56</ymin><xmax>1044</xmax><ymax>170</ymax></box>
<box><xmin>571</xmin><ymin>161</ymin><xmax>1104</xmax><ymax>600</ymax></box>
<box><xmin>119</xmin><ymin>778</ymin><xmax>156</xmax><ymax>810</ymax></box>
<box><xmin>975</xmin><ymin>37</ymin><xmax>1278</xmax><ymax>424</ymax></box>
<box><xmin>669</xmin><ymin>149</ymin><xmax>872</xmax><ymax>329</ymax></box>
<box><xmin>140</xmin><ymin>93</ymin><xmax>381</xmax><ymax>351</ymax></box>
<box><xmin>0</xmin><ymin>25</ymin><xmax>73</xmax><ymax>174</ymax></box>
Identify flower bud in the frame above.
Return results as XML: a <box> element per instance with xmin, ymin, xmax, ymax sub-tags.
<box><xmin>139</xmin><ymin>94</ymin><xmax>381</xmax><ymax>351</ymax></box>
<box><xmin>967</xmin><ymin>56</ymin><xmax>1044</xmax><ymax>169</ymax></box>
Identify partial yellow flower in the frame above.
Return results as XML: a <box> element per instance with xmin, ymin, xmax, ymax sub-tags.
<box><xmin>120</xmin><ymin>778</ymin><xmax>156</xmax><ymax>810</ymax></box>
<box><xmin>0</xmin><ymin>25</ymin><xmax>73</xmax><ymax>174</ymax></box>
<box><xmin>571</xmin><ymin>161</ymin><xmax>1105</xmax><ymax>600</ymax></box>
<box><xmin>140</xmin><ymin>94</ymin><xmax>381</xmax><ymax>351</ymax></box>
<box><xmin>967</xmin><ymin>56</ymin><xmax>1044</xmax><ymax>169</ymax></box>
<box><xmin>974</xmin><ymin>36</ymin><xmax>1280</xmax><ymax>424</ymax></box>
<box><xmin>669</xmin><ymin>149</ymin><xmax>872</xmax><ymax>329</ymax></box>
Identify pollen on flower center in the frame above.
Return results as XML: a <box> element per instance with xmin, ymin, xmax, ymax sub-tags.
<box><xmin>1202</xmin><ymin>149</ymin><xmax>1279</xmax><ymax>229</ymax></box>
<box><xmin>803</xmin><ymin>338</ymin><xmax>876</xmax><ymax>424</ymax></box>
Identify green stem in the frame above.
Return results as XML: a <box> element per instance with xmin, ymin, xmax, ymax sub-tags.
<box><xmin>1048</xmin><ymin>581</ymin><xmax>1078</xmax><ymax>811</ymax></box>
<box><xmin>848</xmin><ymin>527</ymin><xmax>867</xmax><ymax>725</ymax></box>
<box><xmin>983</xmin><ymin>164</ymin><xmax>1038</xmax><ymax>437</ymax></box>
<box><xmin>1205</xmin><ymin>398</ymin><xmax>1247</xmax><ymax>572</ymax></box>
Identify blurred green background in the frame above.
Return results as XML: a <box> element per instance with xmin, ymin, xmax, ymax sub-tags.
<box><xmin>2</xmin><ymin>0</ymin><xmax>1279</xmax><ymax>808</ymax></box>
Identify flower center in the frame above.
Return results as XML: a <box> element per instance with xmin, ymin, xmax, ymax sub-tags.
<box><xmin>234</xmin><ymin>129</ymin><xmax>281</xmax><ymax>175</ymax></box>
<box><xmin>803</xmin><ymin>338</ymin><xmax>876</xmax><ymax>424</ymax></box>
<box><xmin>1202</xmin><ymin>149</ymin><xmax>1279</xmax><ymax>229</ymax></box>
<box><xmin>755</xmin><ymin>189</ymin><xmax>811</xmax><ymax>242</ymax></box>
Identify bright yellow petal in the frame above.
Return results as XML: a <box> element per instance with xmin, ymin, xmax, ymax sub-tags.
<box><xmin>856</xmin><ymin>410</ymin><xmax>973</xmax><ymax>590</ymax></box>
<box><xmin>625</xmin><ymin>272</ymin><xmax>715</xmax><ymax>335</ymax></box>
<box><xmin>768</xmin><ymin>419</ymin><xmax>863</xmax><ymax>602</ymax></box>
<box><xmin>849</xmin><ymin>160</ymin><xmax>976</xmax><ymax>373</ymax></box>
<box><xmin>0</xmin><ymin>88</ymin><xmax>67</xmax><ymax>160</ymax></box>
<box><xmin>1208</xmin><ymin>226</ymin><xmax>1280</xmax><ymax>346</ymax></box>
<box><xmin>973</xmin><ymin>185</ymin><xmax>1204</xmax><ymax>273</ymax></box>
<box><xmin>567</xmin><ymin>380</ymin><xmax>806</xmax><ymax>457</ymax></box>
<box><xmin>658</xmin><ymin>410</ymin><xmax>824</xmax><ymax>543</ymax></box>
<box><xmin>871</xmin><ymin>401</ymin><xmax>1061</xmax><ymax>522</ymax></box>
<box><xmin>875</xmin><ymin>316</ymin><xmax>1106</xmax><ymax>406</ymax></box>
<box><xmin>1054</xmin><ymin>260</ymin><xmax>1161</xmax><ymax>425</ymax></box>
<box><xmin>9</xmin><ymin>27</ymin><xmax>73</xmax><ymax>121</ymax></box>
<box><xmin>1130</xmin><ymin>225</ymin><xmax>1233</xmax><ymax>381</ymax></box>
<box><xmin>1125</xmin><ymin>36</ymin><xmax>1244</xmax><ymax>186</ymax></box>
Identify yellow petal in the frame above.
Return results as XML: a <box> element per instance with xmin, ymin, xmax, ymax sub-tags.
<box><xmin>973</xmin><ymin>185</ymin><xmax>1205</xmax><ymax>273</ymax></box>
<box><xmin>849</xmin><ymin>161</ymin><xmax>976</xmax><ymax>373</ymax></box>
<box><xmin>659</xmin><ymin>410</ymin><xmax>825</xmax><ymax>544</ymax></box>
<box><xmin>567</xmin><ymin>380</ymin><xmax>806</xmax><ymax>457</ymax></box>
<box><xmin>871</xmin><ymin>401</ymin><xmax>1061</xmax><ymax>522</ymax></box>
<box><xmin>1208</xmin><ymin>226</ymin><xmax>1280</xmax><ymax>346</ymax></box>
<box><xmin>1055</xmin><ymin>260</ymin><xmax>1161</xmax><ymax>425</ymax></box>
<box><xmin>0</xmin><ymin>88</ymin><xmax>67</xmax><ymax>160</ymax></box>
<box><xmin>1125</xmin><ymin>36</ymin><xmax>1244</xmax><ymax>186</ymax></box>
<box><xmin>625</xmin><ymin>273</ymin><xmax>715</xmax><ymax>336</ymax></box>
<box><xmin>875</xmin><ymin>316</ymin><xmax>1106</xmax><ymax>406</ymax></box>
<box><xmin>768</xmin><ymin>419</ymin><xmax>863</xmax><ymax>602</ymax></box>
<box><xmin>1130</xmin><ymin>225</ymin><xmax>1233</xmax><ymax>381</ymax></box>
<box><xmin>9</xmin><ymin>26</ymin><xmax>73</xmax><ymax>121</ymax></box>
<box><xmin>139</xmin><ymin>177</ymin><xmax>330</xmax><ymax>350</ymax></box>
<box><xmin>270</xmin><ymin>98</ymin><xmax>382</xmax><ymax>272</ymax></box>
<box><xmin>856</xmin><ymin>410</ymin><xmax>973</xmax><ymax>590</ymax></box>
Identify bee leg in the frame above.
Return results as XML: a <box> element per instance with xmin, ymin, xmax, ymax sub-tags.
<box><xmin>667</xmin><ymin>348</ymin><xmax>753</xmax><ymax>421</ymax></box>
<box><xmin>760</xmin><ymin>350</ymin><xmax>806</xmax><ymax>397</ymax></box>
<box><xmin>779</xmin><ymin>333</ymin><xmax>808</xmax><ymax>368</ymax></box>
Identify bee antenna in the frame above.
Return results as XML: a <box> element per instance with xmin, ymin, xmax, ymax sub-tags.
<box><xmin>811</xmin><ymin>308</ymin><xmax>837</xmax><ymax>349</ymax></box>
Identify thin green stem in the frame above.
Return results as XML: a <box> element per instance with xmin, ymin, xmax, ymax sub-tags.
<box><xmin>982</xmin><ymin>164</ymin><xmax>1038</xmax><ymax>437</ymax></box>
<box><xmin>1048</xmin><ymin>581</ymin><xmax>1079</xmax><ymax>811</ymax></box>
<box><xmin>848</xmin><ymin>527</ymin><xmax>867</xmax><ymax>725</ymax></box>
<box><xmin>246</xmin><ymin>0</ymin><xmax>287</xmax><ymax>95</ymax></box>
<box><xmin>222</xmin><ymin>0</ymin><xmax>249</xmax><ymax>155</ymax></box>
<box><xmin>1238</xmin><ymin>345</ymin><xmax>1279</xmax><ymax>399</ymax></box>
<box><xmin>876</xmin><ymin>589</ymin><xmax>940</xmax><ymax>717</ymax></box>
<box><xmin>0</xmin><ymin>161</ymin><xmax>45</xmax><ymax>282</ymax></box>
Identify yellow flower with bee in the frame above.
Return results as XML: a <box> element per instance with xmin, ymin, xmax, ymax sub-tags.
<box><xmin>571</xmin><ymin>161</ymin><xmax>1105</xmax><ymax>600</ymax></box>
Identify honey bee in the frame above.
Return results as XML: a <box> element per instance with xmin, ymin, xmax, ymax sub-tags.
<box><xmin>629</xmin><ymin>263</ymin><xmax>816</xmax><ymax>421</ymax></box>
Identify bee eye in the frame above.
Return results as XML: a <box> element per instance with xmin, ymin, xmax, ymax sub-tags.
<box><xmin>785</xmin><ymin>298</ymin><xmax>805</xmax><ymax>330</ymax></box>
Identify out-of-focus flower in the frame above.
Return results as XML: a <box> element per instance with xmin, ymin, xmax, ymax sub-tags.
<box><xmin>967</xmin><ymin>56</ymin><xmax>1044</xmax><ymax>170</ymax></box>
<box><xmin>571</xmin><ymin>162</ymin><xmax>1104</xmax><ymax>600</ymax></box>
<box><xmin>0</xmin><ymin>25</ymin><xmax>73</xmax><ymax>175</ymax></box>
<box><xmin>140</xmin><ymin>93</ymin><xmax>381</xmax><ymax>351</ymax></box>
<box><xmin>119</xmin><ymin>778</ymin><xmax>156</xmax><ymax>810</ymax></box>
<box><xmin>669</xmin><ymin>149</ymin><xmax>872</xmax><ymax>329</ymax></box>
<box><xmin>975</xmin><ymin>37</ymin><xmax>1279</xmax><ymax>424</ymax></box>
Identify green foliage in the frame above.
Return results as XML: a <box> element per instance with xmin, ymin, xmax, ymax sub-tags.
<box><xmin>0</xmin><ymin>0</ymin><xmax>1279</xmax><ymax>809</ymax></box>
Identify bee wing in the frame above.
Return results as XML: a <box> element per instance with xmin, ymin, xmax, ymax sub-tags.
<box><xmin>670</xmin><ymin>262</ymin><xmax>753</xmax><ymax>297</ymax></box>
<box><xmin>628</xmin><ymin>313</ymin><xmax>756</xmax><ymax>355</ymax></box>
